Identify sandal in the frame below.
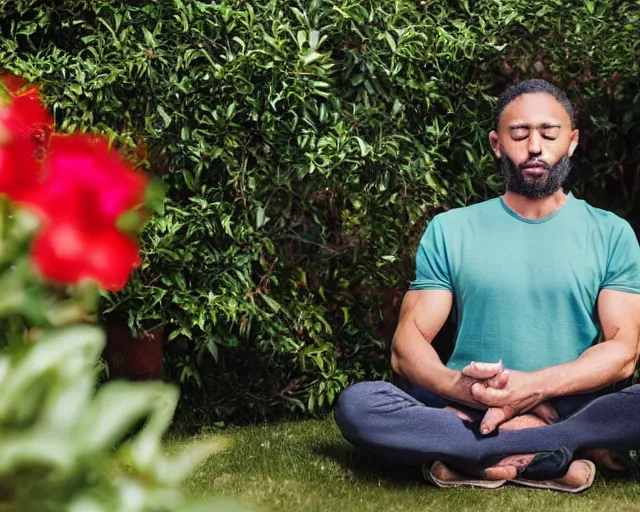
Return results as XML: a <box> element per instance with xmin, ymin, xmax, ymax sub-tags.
<box><xmin>424</xmin><ymin>461</ymin><xmax>507</xmax><ymax>489</ymax></box>
<box><xmin>511</xmin><ymin>459</ymin><xmax>596</xmax><ymax>493</ymax></box>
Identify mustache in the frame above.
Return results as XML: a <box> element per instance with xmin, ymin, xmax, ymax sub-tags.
<box><xmin>519</xmin><ymin>159</ymin><xmax>550</xmax><ymax>171</ymax></box>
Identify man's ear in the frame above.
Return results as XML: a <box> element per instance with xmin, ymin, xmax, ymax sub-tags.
<box><xmin>489</xmin><ymin>131</ymin><xmax>502</xmax><ymax>158</ymax></box>
<box><xmin>568</xmin><ymin>129</ymin><xmax>579</xmax><ymax>157</ymax></box>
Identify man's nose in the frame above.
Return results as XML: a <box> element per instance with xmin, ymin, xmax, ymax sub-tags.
<box><xmin>528</xmin><ymin>130</ymin><xmax>542</xmax><ymax>155</ymax></box>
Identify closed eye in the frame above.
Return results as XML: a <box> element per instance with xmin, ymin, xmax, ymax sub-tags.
<box><xmin>510</xmin><ymin>128</ymin><xmax>529</xmax><ymax>141</ymax></box>
<box><xmin>541</xmin><ymin>127</ymin><xmax>560</xmax><ymax>140</ymax></box>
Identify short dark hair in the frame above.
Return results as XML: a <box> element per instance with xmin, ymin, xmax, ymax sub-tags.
<box><xmin>497</xmin><ymin>79</ymin><xmax>576</xmax><ymax>128</ymax></box>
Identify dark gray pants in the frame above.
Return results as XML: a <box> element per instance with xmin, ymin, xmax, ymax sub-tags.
<box><xmin>334</xmin><ymin>381</ymin><xmax>640</xmax><ymax>467</ymax></box>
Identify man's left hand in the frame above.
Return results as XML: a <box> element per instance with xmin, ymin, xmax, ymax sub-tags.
<box><xmin>462</xmin><ymin>364</ymin><xmax>548</xmax><ymax>434</ymax></box>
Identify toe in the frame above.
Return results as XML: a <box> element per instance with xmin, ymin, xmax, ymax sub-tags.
<box><xmin>484</xmin><ymin>465</ymin><xmax>517</xmax><ymax>480</ymax></box>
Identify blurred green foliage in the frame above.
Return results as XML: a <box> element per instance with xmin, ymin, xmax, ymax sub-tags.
<box><xmin>1</xmin><ymin>0</ymin><xmax>638</xmax><ymax>424</ymax></box>
<box><xmin>0</xmin><ymin>201</ymin><xmax>231</xmax><ymax>511</ymax></box>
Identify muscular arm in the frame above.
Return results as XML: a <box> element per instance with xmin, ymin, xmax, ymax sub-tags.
<box><xmin>390</xmin><ymin>290</ymin><xmax>453</xmax><ymax>391</ymax></box>
<box><xmin>391</xmin><ymin>290</ymin><xmax>497</xmax><ymax>407</ymax></box>
<box><xmin>471</xmin><ymin>289</ymin><xmax>640</xmax><ymax>409</ymax></box>
<box><xmin>535</xmin><ymin>289</ymin><xmax>640</xmax><ymax>397</ymax></box>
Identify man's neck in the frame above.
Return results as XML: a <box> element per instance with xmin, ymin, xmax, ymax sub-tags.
<box><xmin>501</xmin><ymin>190</ymin><xmax>568</xmax><ymax>220</ymax></box>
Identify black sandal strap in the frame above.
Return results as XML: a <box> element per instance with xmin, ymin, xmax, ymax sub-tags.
<box><xmin>518</xmin><ymin>447</ymin><xmax>572</xmax><ymax>480</ymax></box>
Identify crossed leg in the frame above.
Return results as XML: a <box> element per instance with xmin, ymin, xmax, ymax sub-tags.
<box><xmin>334</xmin><ymin>381</ymin><xmax>640</xmax><ymax>479</ymax></box>
<box><xmin>444</xmin><ymin>404</ymin><xmax>594</xmax><ymax>485</ymax></box>
<box><xmin>453</xmin><ymin>361</ymin><xmax>629</xmax><ymax>480</ymax></box>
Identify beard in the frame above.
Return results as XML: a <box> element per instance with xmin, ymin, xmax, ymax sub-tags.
<box><xmin>500</xmin><ymin>154</ymin><xmax>572</xmax><ymax>199</ymax></box>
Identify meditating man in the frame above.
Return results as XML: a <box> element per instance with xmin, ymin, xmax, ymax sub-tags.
<box><xmin>333</xmin><ymin>79</ymin><xmax>640</xmax><ymax>493</ymax></box>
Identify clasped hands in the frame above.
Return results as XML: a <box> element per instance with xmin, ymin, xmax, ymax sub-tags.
<box><xmin>461</xmin><ymin>361</ymin><xmax>557</xmax><ymax>435</ymax></box>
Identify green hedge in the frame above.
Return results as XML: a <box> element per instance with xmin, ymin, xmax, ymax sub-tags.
<box><xmin>1</xmin><ymin>0</ymin><xmax>638</xmax><ymax>423</ymax></box>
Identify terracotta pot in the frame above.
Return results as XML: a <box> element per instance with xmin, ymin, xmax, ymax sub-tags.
<box><xmin>104</xmin><ymin>320</ymin><xmax>165</xmax><ymax>380</ymax></box>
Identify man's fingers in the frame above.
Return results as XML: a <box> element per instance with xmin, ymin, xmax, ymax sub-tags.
<box><xmin>470</xmin><ymin>382</ymin><xmax>508</xmax><ymax>406</ymax></box>
<box><xmin>485</xmin><ymin>369</ymin><xmax>509</xmax><ymax>389</ymax></box>
<box><xmin>461</xmin><ymin>360</ymin><xmax>503</xmax><ymax>379</ymax></box>
<box><xmin>479</xmin><ymin>406</ymin><xmax>517</xmax><ymax>435</ymax></box>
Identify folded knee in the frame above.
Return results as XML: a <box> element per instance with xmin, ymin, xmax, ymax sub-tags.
<box><xmin>333</xmin><ymin>381</ymin><xmax>397</xmax><ymax>440</ymax></box>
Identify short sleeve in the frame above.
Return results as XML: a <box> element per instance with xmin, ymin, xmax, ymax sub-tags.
<box><xmin>409</xmin><ymin>216</ymin><xmax>452</xmax><ymax>292</ymax></box>
<box><xmin>602</xmin><ymin>221</ymin><xmax>640</xmax><ymax>294</ymax></box>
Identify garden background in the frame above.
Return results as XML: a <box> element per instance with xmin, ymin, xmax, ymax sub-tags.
<box><xmin>1</xmin><ymin>0</ymin><xmax>638</xmax><ymax>427</ymax></box>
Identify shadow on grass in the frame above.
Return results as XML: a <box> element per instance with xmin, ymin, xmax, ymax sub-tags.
<box><xmin>596</xmin><ymin>466</ymin><xmax>640</xmax><ymax>483</ymax></box>
<box><xmin>314</xmin><ymin>440</ymin><xmax>425</xmax><ymax>485</ymax></box>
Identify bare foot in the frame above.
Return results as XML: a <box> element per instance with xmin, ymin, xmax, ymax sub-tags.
<box><xmin>482</xmin><ymin>404</ymin><xmax>559</xmax><ymax>480</ymax></box>
<box><xmin>541</xmin><ymin>459</ymin><xmax>594</xmax><ymax>489</ymax></box>
<box><xmin>447</xmin><ymin>403</ymin><xmax>557</xmax><ymax>433</ymax></box>
<box><xmin>484</xmin><ymin>454</ymin><xmax>535</xmax><ymax>480</ymax></box>
<box><xmin>444</xmin><ymin>404</ymin><xmax>546</xmax><ymax>431</ymax></box>
<box><xmin>443</xmin><ymin>399</ymin><xmax>607</xmax><ymax>487</ymax></box>
<box><xmin>480</xmin><ymin>400</ymin><xmax>560</xmax><ymax>434</ymax></box>
<box><xmin>498</xmin><ymin>412</ymin><xmax>550</xmax><ymax>431</ymax></box>
<box><xmin>484</xmin><ymin>458</ymin><xmax>593</xmax><ymax>488</ymax></box>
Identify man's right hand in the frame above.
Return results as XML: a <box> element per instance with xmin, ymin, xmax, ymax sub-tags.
<box><xmin>444</xmin><ymin>360</ymin><xmax>509</xmax><ymax>410</ymax></box>
<box><xmin>457</xmin><ymin>360</ymin><xmax>519</xmax><ymax>434</ymax></box>
<box><xmin>463</xmin><ymin>361</ymin><xmax>508</xmax><ymax>382</ymax></box>
<box><xmin>462</xmin><ymin>362</ymin><xmax>559</xmax><ymax>434</ymax></box>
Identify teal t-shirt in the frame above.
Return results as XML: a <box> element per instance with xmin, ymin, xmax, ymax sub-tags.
<box><xmin>409</xmin><ymin>193</ymin><xmax>640</xmax><ymax>372</ymax></box>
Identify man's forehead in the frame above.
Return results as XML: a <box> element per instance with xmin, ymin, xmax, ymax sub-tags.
<box><xmin>499</xmin><ymin>92</ymin><xmax>571</xmax><ymax>128</ymax></box>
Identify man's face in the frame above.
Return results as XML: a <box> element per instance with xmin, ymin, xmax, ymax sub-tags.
<box><xmin>489</xmin><ymin>92</ymin><xmax>579</xmax><ymax>199</ymax></box>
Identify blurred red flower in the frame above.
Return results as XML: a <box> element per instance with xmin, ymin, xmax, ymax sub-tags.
<box><xmin>0</xmin><ymin>82</ymin><xmax>53</xmax><ymax>144</ymax></box>
<box><xmin>27</xmin><ymin>134</ymin><xmax>148</xmax><ymax>229</ymax></box>
<box><xmin>26</xmin><ymin>134</ymin><xmax>148</xmax><ymax>290</ymax></box>
<box><xmin>0</xmin><ymin>76</ymin><xmax>53</xmax><ymax>200</ymax></box>
<box><xmin>32</xmin><ymin>223</ymin><xmax>141</xmax><ymax>291</ymax></box>
<box><xmin>0</xmin><ymin>73</ymin><xmax>148</xmax><ymax>291</ymax></box>
<box><xmin>0</xmin><ymin>138</ymin><xmax>42</xmax><ymax>200</ymax></box>
<box><xmin>0</xmin><ymin>73</ymin><xmax>27</xmax><ymax>95</ymax></box>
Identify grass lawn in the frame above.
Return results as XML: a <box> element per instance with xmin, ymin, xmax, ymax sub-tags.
<box><xmin>173</xmin><ymin>416</ymin><xmax>640</xmax><ymax>512</ymax></box>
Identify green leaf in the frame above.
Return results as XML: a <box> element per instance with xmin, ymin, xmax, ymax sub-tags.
<box><xmin>142</xmin><ymin>26</ymin><xmax>157</xmax><ymax>48</ymax></box>
<box><xmin>392</xmin><ymin>98</ymin><xmax>403</xmax><ymax>115</ymax></box>
<box><xmin>296</xmin><ymin>30</ymin><xmax>306</xmax><ymax>49</ymax></box>
<box><xmin>226</xmin><ymin>102</ymin><xmax>237</xmax><ymax>119</ymax></box>
<box><xmin>384</xmin><ymin>32</ymin><xmax>397</xmax><ymax>52</ymax></box>
<box><xmin>350</xmin><ymin>74</ymin><xmax>365</xmax><ymax>86</ymax></box>
<box><xmin>354</xmin><ymin>136</ymin><xmax>369</xmax><ymax>157</ymax></box>
<box><xmin>156</xmin><ymin>105</ymin><xmax>172</xmax><ymax>127</ymax></box>
<box><xmin>255</xmin><ymin>206</ymin><xmax>269</xmax><ymax>228</ymax></box>
<box><xmin>145</xmin><ymin>179</ymin><xmax>167</xmax><ymax>215</ymax></box>
<box><xmin>300</xmin><ymin>51</ymin><xmax>324</xmax><ymax>65</ymax></box>
<box><xmin>309</xmin><ymin>30</ymin><xmax>320</xmax><ymax>50</ymax></box>
<box><xmin>115</xmin><ymin>209</ymin><xmax>144</xmax><ymax>233</ymax></box>
<box><xmin>341</xmin><ymin>306</ymin><xmax>350</xmax><ymax>326</ymax></box>
<box><xmin>260</xmin><ymin>294</ymin><xmax>281</xmax><ymax>313</ymax></box>
<box><xmin>289</xmin><ymin>6</ymin><xmax>307</xmax><ymax>25</ymax></box>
